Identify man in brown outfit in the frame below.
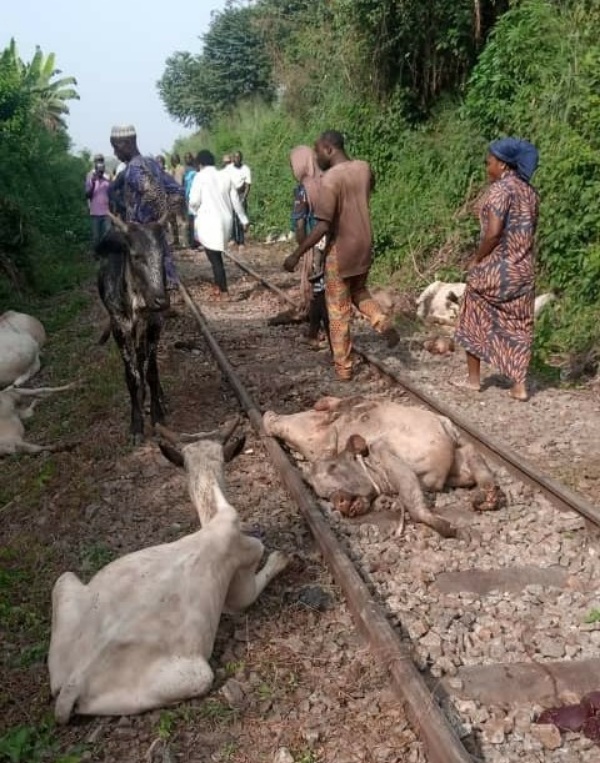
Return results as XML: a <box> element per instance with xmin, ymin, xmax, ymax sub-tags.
<box><xmin>284</xmin><ymin>130</ymin><xmax>398</xmax><ymax>380</ymax></box>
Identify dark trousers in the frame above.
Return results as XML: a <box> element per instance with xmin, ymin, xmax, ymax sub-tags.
<box><xmin>187</xmin><ymin>215</ymin><xmax>198</xmax><ymax>248</ymax></box>
<box><xmin>90</xmin><ymin>215</ymin><xmax>111</xmax><ymax>248</ymax></box>
<box><xmin>308</xmin><ymin>291</ymin><xmax>330</xmax><ymax>340</ymax></box>
<box><xmin>205</xmin><ymin>249</ymin><xmax>228</xmax><ymax>292</ymax></box>
<box><xmin>232</xmin><ymin>197</ymin><xmax>247</xmax><ymax>245</ymax></box>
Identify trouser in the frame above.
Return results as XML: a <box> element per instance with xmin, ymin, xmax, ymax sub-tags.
<box><xmin>187</xmin><ymin>215</ymin><xmax>198</xmax><ymax>248</ymax></box>
<box><xmin>325</xmin><ymin>245</ymin><xmax>389</xmax><ymax>379</ymax></box>
<box><xmin>168</xmin><ymin>212</ymin><xmax>180</xmax><ymax>246</ymax></box>
<box><xmin>205</xmin><ymin>249</ymin><xmax>227</xmax><ymax>292</ymax></box>
<box><xmin>307</xmin><ymin>291</ymin><xmax>330</xmax><ymax>341</ymax></box>
<box><xmin>232</xmin><ymin>197</ymin><xmax>247</xmax><ymax>245</ymax></box>
<box><xmin>90</xmin><ymin>215</ymin><xmax>111</xmax><ymax>248</ymax></box>
<box><xmin>159</xmin><ymin>231</ymin><xmax>179</xmax><ymax>288</ymax></box>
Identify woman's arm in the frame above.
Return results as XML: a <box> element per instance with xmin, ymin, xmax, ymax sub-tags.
<box><xmin>472</xmin><ymin>211</ymin><xmax>503</xmax><ymax>264</ymax></box>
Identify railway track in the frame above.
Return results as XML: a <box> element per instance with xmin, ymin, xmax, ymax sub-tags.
<box><xmin>175</xmin><ymin>248</ymin><xmax>600</xmax><ymax>763</ymax></box>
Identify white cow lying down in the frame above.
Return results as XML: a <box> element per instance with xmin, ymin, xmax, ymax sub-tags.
<box><xmin>0</xmin><ymin>311</ymin><xmax>46</xmax><ymax>388</ymax></box>
<box><xmin>416</xmin><ymin>281</ymin><xmax>555</xmax><ymax>326</ymax></box>
<box><xmin>0</xmin><ymin>383</ymin><xmax>74</xmax><ymax>456</ymax></box>
<box><xmin>48</xmin><ymin>426</ymin><xmax>289</xmax><ymax>723</ymax></box>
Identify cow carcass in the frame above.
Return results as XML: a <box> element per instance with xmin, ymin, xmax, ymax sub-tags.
<box><xmin>0</xmin><ymin>383</ymin><xmax>74</xmax><ymax>456</ymax></box>
<box><xmin>264</xmin><ymin>396</ymin><xmax>504</xmax><ymax>538</ymax></box>
<box><xmin>48</xmin><ymin>424</ymin><xmax>288</xmax><ymax>723</ymax></box>
<box><xmin>0</xmin><ymin>311</ymin><xmax>46</xmax><ymax>388</ymax></box>
<box><xmin>96</xmin><ymin>218</ymin><xmax>169</xmax><ymax>443</ymax></box>
<box><xmin>416</xmin><ymin>281</ymin><xmax>556</xmax><ymax>326</ymax></box>
<box><xmin>416</xmin><ymin>282</ymin><xmax>466</xmax><ymax>326</ymax></box>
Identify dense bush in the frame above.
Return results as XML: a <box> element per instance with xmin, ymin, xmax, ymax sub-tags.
<box><xmin>0</xmin><ymin>40</ymin><xmax>89</xmax><ymax>309</ymax></box>
<box><xmin>169</xmin><ymin>0</ymin><xmax>600</xmax><ymax>363</ymax></box>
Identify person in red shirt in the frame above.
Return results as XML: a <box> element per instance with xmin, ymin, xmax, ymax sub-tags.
<box><xmin>284</xmin><ymin>130</ymin><xmax>398</xmax><ymax>381</ymax></box>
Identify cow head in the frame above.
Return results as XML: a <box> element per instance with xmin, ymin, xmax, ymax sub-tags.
<box><xmin>308</xmin><ymin>435</ymin><xmax>378</xmax><ymax>517</ymax></box>
<box><xmin>96</xmin><ymin>219</ymin><xmax>169</xmax><ymax>313</ymax></box>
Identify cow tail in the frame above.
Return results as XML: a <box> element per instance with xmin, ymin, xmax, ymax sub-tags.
<box><xmin>54</xmin><ymin>678</ymin><xmax>80</xmax><ymax>724</ymax></box>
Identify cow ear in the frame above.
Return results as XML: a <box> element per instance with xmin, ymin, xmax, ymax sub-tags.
<box><xmin>158</xmin><ymin>441</ymin><xmax>184</xmax><ymax>468</ymax></box>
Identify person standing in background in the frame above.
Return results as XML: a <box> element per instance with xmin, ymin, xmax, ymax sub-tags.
<box><xmin>183</xmin><ymin>152</ymin><xmax>198</xmax><ymax>249</ymax></box>
<box><xmin>170</xmin><ymin>153</ymin><xmax>185</xmax><ymax>185</ymax></box>
<box><xmin>85</xmin><ymin>154</ymin><xmax>111</xmax><ymax>247</ymax></box>
<box><xmin>155</xmin><ymin>156</ymin><xmax>181</xmax><ymax>248</ymax></box>
<box><xmin>229</xmin><ymin>151</ymin><xmax>251</xmax><ymax>250</ymax></box>
<box><xmin>188</xmin><ymin>149</ymin><xmax>249</xmax><ymax>298</ymax></box>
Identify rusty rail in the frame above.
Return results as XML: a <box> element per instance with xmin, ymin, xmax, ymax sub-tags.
<box><xmin>223</xmin><ymin>249</ymin><xmax>299</xmax><ymax>310</ymax></box>
<box><xmin>178</xmin><ymin>280</ymin><xmax>474</xmax><ymax>763</ymax></box>
<box><xmin>223</xmin><ymin>255</ymin><xmax>600</xmax><ymax>528</ymax></box>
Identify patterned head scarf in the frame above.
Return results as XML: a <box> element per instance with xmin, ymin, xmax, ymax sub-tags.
<box><xmin>289</xmin><ymin>145</ymin><xmax>322</xmax><ymax>210</ymax></box>
<box><xmin>489</xmin><ymin>138</ymin><xmax>539</xmax><ymax>183</ymax></box>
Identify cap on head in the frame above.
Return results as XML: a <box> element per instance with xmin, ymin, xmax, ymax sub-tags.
<box><xmin>110</xmin><ymin>125</ymin><xmax>137</xmax><ymax>140</ymax></box>
<box><xmin>93</xmin><ymin>153</ymin><xmax>105</xmax><ymax>162</ymax></box>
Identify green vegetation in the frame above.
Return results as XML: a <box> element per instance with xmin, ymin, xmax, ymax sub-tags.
<box><xmin>584</xmin><ymin>608</ymin><xmax>600</xmax><ymax>624</ymax></box>
<box><xmin>163</xmin><ymin>0</ymin><xmax>600</xmax><ymax>365</ymax></box>
<box><xmin>0</xmin><ymin>39</ymin><xmax>90</xmax><ymax>309</ymax></box>
<box><xmin>0</xmin><ymin>721</ymin><xmax>87</xmax><ymax>763</ymax></box>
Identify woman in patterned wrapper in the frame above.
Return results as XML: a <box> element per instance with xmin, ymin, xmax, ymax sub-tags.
<box><xmin>453</xmin><ymin>138</ymin><xmax>540</xmax><ymax>402</ymax></box>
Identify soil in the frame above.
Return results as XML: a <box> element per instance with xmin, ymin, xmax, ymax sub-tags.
<box><xmin>3</xmin><ymin>238</ymin><xmax>599</xmax><ymax>763</ymax></box>
<box><xmin>0</xmin><ymin>246</ymin><xmax>425</xmax><ymax>763</ymax></box>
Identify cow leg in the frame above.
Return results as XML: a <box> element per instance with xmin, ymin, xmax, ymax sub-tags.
<box><xmin>79</xmin><ymin>657</ymin><xmax>215</xmax><ymax>717</ymax></box>
<box><xmin>48</xmin><ymin>572</ymin><xmax>88</xmax><ymax>697</ymax></box>
<box><xmin>224</xmin><ymin>537</ymin><xmax>288</xmax><ymax>614</ymax></box>
<box><xmin>370</xmin><ymin>445</ymin><xmax>456</xmax><ymax>538</ymax></box>
<box><xmin>146</xmin><ymin>319</ymin><xmax>165</xmax><ymax>425</ymax></box>
<box><xmin>448</xmin><ymin>443</ymin><xmax>494</xmax><ymax>488</ymax></box>
<box><xmin>113</xmin><ymin>326</ymin><xmax>145</xmax><ymax>442</ymax></box>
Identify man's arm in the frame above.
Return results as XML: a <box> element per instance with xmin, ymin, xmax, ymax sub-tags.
<box><xmin>230</xmin><ymin>185</ymin><xmax>249</xmax><ymax>227</ymax></box>
<box><xmin>283</xmin><ymin>219</ymin><xmax>330</xmax><ymax>272</ymax></box>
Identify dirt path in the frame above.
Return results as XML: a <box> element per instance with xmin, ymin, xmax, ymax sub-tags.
<box><xmin>0</xmin><ymin>257</ymin><xmax>423</xmax><ymax>762</ymax></box>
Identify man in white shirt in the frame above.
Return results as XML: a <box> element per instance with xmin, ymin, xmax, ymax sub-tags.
<box><xmin>228</xmin><ymin>151</ymin><xmax>251</xmax><ymax>249</ymax></box>
<box><xmin>188</xmin><ymin>150</ymin><xmax>249</xmax><ymax>298</ymax></box>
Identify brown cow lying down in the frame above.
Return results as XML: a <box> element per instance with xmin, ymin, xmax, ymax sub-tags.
<box><xmin>263</xmin><ymin>396</ymin><xmax>504</xmax><ymax>538</ymax></box>
<box><xmin>48</xmin><ymin>424</ymin><xmax>289</xmax><ymax>723</ymax></box>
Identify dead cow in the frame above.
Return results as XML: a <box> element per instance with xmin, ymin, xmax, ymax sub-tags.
<box><xmin>416</xmin><ymin>281</ymin><xmax>466</xmax><ymax>325</ymax></box>
<box><xmin>96</xmin><ymin>217</ymin><xmax>169</xmax><ymax>443</ymax></box>
<box><xmin>264</xmin><ymin>396</ymin><xmax>504</xmax><ymax>538</ymax></box>
<box><xmin>48</xmin><ymin>421</ymin><xmax>289</xmax><ymax>723</ymax></box>
<box><xmin>0</xmin><ymin>384</ymin><xmax>74</xmax><ymax>456</ymax></box>
<box><xmin>416</xmin><ymin>281</ymin><xmax>556</xmax><ymax>326</ymax></box>
<box><xmin>0</xmin><ymin>311</ymin><xmax>47</xmax><ymax>388</ymax></box>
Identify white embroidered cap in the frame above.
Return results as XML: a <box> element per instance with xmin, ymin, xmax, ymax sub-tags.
<box><xmin>110</xmin><ymin>125</ymin><xmax>137</xmax><ymax>139</ymax></box>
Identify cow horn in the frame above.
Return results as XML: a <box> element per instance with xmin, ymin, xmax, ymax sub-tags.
<box><xmin>9</xmin><ymin>382</ymin><xmax>77</xmax><ymax>397</ymax></box>
<box><xmin>155</xmin><ymin>416</ymin><xmax>241</xmax><ymax>445</ymax></box>
<box><xmin>108</xmin><ymin>212</ymin><xmax>128</xmax><ymax>234</ymax></box>
<box><xmin>158</xmin><ymin>441</ymin><xmax>184</xmax><ymax>468</ymax></box>
<box><xmin>154</xmin><ymin>422</ymin><xmax>180</xmax><ymax>445</ymax></box>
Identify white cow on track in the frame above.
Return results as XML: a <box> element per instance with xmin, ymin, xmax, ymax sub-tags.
<box><xmin>48</xmin><ymin>426</ymin><xmax>289</xmax><ymax>723</ymax></box>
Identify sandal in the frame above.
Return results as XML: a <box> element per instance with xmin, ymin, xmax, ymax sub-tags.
<box><xmin>450</xmin><ymin>377</ymin><xmax>481</xmax><ymax>392</ymax></box>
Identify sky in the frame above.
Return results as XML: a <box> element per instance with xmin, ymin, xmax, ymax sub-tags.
<box><xmin>1</xmin><ymin>0</ymin><xmax>226</xmax><ymax>158</ymax></box>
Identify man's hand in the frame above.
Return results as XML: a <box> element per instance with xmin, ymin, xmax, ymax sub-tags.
<box><xmin>283</xmin><ymin>252</ymin><xmax>301</xmax><ymax>272</ymax></box>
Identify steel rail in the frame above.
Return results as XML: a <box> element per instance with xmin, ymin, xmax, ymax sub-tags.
<box><xmin>178</xmin><ymin>280</ymin><xmax>474</xmax><ymax>763</ymax></box>
<box><xmin>223</xmin><ymin>255</ymin><xmax>600</xmax><ymax>528</ymax></box>
<box><xmin>223</xmin><ymin>249</ymin><xmax>299</xmax><ymax>310</ymax></box>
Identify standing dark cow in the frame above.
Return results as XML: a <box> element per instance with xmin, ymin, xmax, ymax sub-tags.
<box><xmin>95</xmin><ymin>218</ymin><xmax>169</xmax><ymax>443</ymax></box>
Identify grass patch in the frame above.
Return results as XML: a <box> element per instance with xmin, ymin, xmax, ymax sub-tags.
<box><xmin>0</xmin><ymin>721</ymin><xmax>88</xmax><ymax>763</ymax></box>
<box><xmin>584</xmin><ymin>608</ymin><xmax>600</xmax><ymax>624</ymax></box>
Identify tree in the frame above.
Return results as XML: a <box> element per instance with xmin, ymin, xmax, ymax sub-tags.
<box><xmin>1</xmin><ymin>39</ymin><xmax>79</xmax><ymax>131</ymax></box>
<box><xmin>158</xmin><ymin>3</ymin><xmax>273</xmax><ymax>128</ymax></box>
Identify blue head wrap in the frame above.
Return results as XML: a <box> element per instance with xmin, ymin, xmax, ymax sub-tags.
<box><xmin>489</xmin><ymin>138</ymin><xmax>539</xmax><ymax>182</ymax></box>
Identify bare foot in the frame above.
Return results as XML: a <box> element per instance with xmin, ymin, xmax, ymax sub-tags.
<box><xmin>508</xmin><ymin>384</ymin><xmax>529</xmax><ymax>402</ymax></box>
<box><xmin>450</xmin><ymin>376</ymin><xmax>481</xmax><ymax>392</ymax></box>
